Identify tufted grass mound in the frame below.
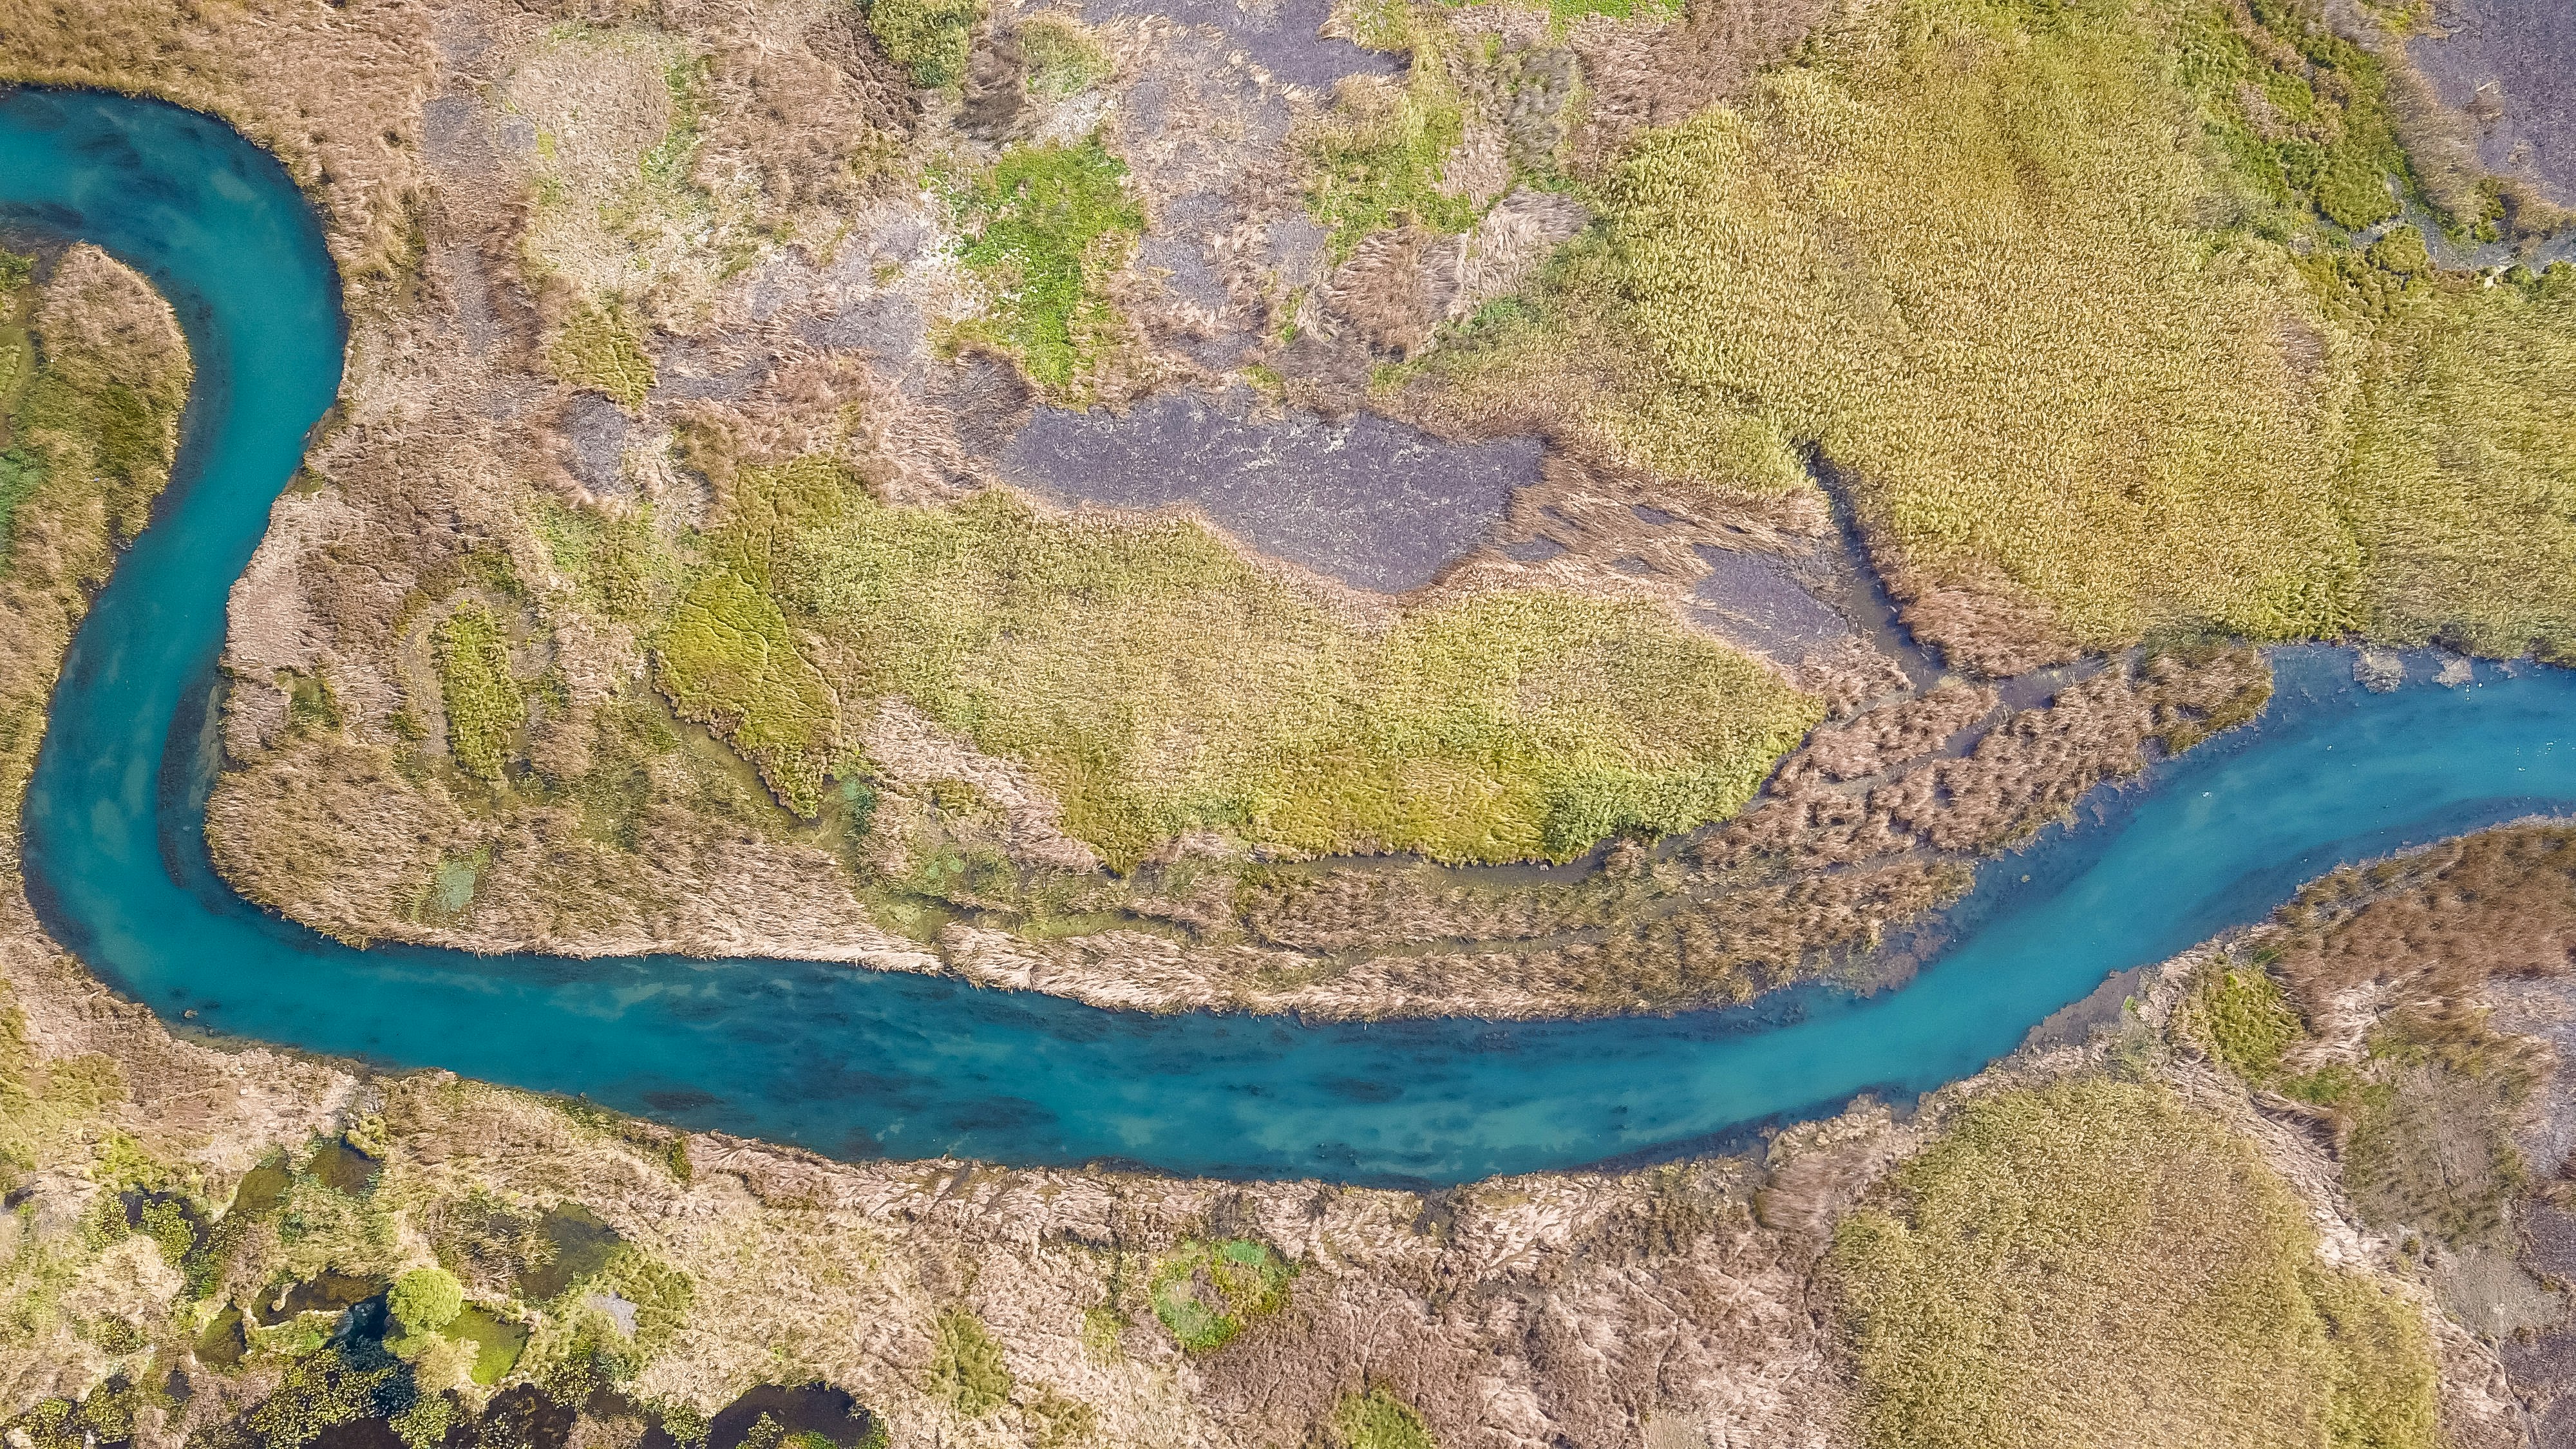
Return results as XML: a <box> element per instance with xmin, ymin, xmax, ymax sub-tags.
<box><xmin>1148</xmin><ymin>1238</ymin><xmax>1294</xmax><ymax>1352</ymax></box>
<box><xmin>1829</xmin><ymin>1078</ymin><xmax>2439</xmax><ymax>1449</ymax></box>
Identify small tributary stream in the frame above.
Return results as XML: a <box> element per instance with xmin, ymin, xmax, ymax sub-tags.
<box><xmin>9</xmin><ymin>88</ymin><xmax>2576</xmax><ymax>1184</ymax></box>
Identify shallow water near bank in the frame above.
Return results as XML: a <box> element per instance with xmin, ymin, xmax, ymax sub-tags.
<box><xmin>15</xmin><ymin>89</ymin><xmax>2576</xmax><ymax>1185</ymax></box>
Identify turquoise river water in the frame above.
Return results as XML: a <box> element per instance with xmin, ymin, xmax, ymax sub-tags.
<box><xmin>6</xmin><ymin>88</ymin><xmax>2574</xmax><ymax>1184</ymax></box>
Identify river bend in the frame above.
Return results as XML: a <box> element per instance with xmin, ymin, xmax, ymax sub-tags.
<box><xmin>8</xmin><ymin>88</ymin><xmax>2573</xmax><ymax>1184</ymax></box>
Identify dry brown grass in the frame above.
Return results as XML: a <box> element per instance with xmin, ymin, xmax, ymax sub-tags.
<box><xmin>2268</xmin><ymin>824</ymin><xmax>2576</xmax><ymax>1023</ymax></box>
<box><xmin>0</xmin><ymin>0</ymin><xmax>434</xmax><ymax>294</ymax></box>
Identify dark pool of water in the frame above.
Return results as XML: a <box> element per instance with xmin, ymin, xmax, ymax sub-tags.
<box><xmin>16</xmin><ymin>89</ymin><xmax>2576</xmax><ymax>1186</ymax></box>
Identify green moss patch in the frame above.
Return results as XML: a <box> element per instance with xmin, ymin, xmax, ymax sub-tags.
<box><xmin>654</xmin><ymin>565</ymin><xmax>839</xmax><ymax>815</ymax></box>
<box><xmin>927</xmin><ymin>1307</ymin><xmax>1012</xmax><ymax>1416</ymax></box>
<box><xmin>1302</xmin><ymin>58</ymin><xmax>1479</xmax><ymax>260</ymax></box>
<box><xmin>1328</xmin><ymin>1388</ymin><xmax>1436</xmax><ymax>1449</ymax></box>
<box><xmin>433</xmin><ymin>605</ymin><xmax>525</xmax><ymax>783</ymax></box>
<box><xmin>2187</xmin><ymin>963</ymin><xmax>2306</xmax><ymax>1081</ymax></box>
<box><xmin>950</xmin><ymin>138</ymin><xmax>1144</xmax><ymax>395</ymax></box>
<box><xmin>1147</xmin><ymin>1238</ymin><xmax>1294</xmax><ymax>1352</ymax></box>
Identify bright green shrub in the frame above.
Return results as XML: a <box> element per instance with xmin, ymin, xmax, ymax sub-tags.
<box><xmin>388</xmin><ymin>1267</ymin><xmax>464</xmax><ymax>1335</ymax></box>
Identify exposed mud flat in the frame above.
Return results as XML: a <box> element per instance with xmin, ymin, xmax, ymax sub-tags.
<box><xmin>1079</xmin><ymin>0</ymin><xmax>1397</xmax><ymax>89</ymax></box>
<box><xmin>1000</xmin><ymin>388</ymin><xmax>1542</xmax><ymax>592</ymax></box>
<box><xmin>2410</xmin><ymin>0</ymin><xmax>2576</xmax><ymax>204</ymax></box>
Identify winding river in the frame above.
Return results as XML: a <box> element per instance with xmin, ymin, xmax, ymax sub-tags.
<box><xmin>8</xmin><ymin>88</ymin><xmax>2575</xmax><ymax>1184</ymax></box>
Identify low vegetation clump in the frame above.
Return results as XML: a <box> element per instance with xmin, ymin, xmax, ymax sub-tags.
<box><xmin>2188</xmin><ymin>961</ymin><xmax>2307</xmax><ymax>1081</ymax></box>
<box><xmin>665</xmin><ymin>452</ymin><xmax>1819</xmax><ymax>864</ymax></box>
<box><xmin>1830</xmin><ymin>1078</ymin><xmax>2439</xmax><ymax>1449</ymax></box>
<box><xmin>1018</xmin><ymin>15</ymin><xmax>1110</xmax><ymax>102</ymax></box>
<box><xmin>433</xmin><ymin>605</ymin><xmax>524</xmax><ymax>784</ymax></box>
<box><xmin>927</xmin><ymin>1307</ymin><xmax>1013</xmax><ymax>1416</ymax></box>
<box><xmin>1327</xmin><ymin>1387</ymin><xmax>1437</xmax><ymax>1449</ymax></box>
<box><xmin>1302</xmin><ymin>56</ymin><xmax>1481</xmax><ymax>260</ymax></box>
<box><xmin>868</xmin><ymin>0</ymin><xmax>983</xmax><ymax>90</ymax></box>
<box><xmin>547</xmin><ymin>300</ymin><xmax>658</xmax><ymax>412</ymax></box>
<box><xmin>1148</xmin><ymin>1238</ymin><xmax>1294</xmax><ymax>1352</ymax></box>
<box><xmin>949</xmin><ymin>138</ymin><xmax>1144</xmax><ymax>396</ymax></box>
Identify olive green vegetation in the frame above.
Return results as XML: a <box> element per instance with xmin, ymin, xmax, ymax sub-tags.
<box><xmin>389</xmin><ymin>1265</ymin><xmax>464</xmax><ymax>1334</ymax></box>
<box><xmin>1830</xmin><ymin>1079</ymin><xmax>2438</xmax><ymax>1449</ymax></box>
<box><xmin>534</xmin><ymin>497</ymin><xmax>665</xmax><ymax>622</ymax></box>
<box><xmin>927</xmin><ymin>1307</ymin><xmax>1014</xmax><ymax>1417</ymax></box>
<box><xmin>1329</xmin><ymin>1388</ymin><xmax>1438</xmax><ymax>1449</ymax></box>
<box><xmin>2190</xmin><ymin>963</ymin><xmax>2307</xmax><ymax>1081</ymax></box>
<box><xmin>1146</xmin><ymin>1238</ymin><xmax>1294</xmax><ymax>1352</ymax></box>
<box><xmin>1305</xmin><ymin>95</ymin><xmax>1475</xmax><ymax>261</ymax></box>
<box><xmin>656</xmin><ymin>564</ymin><xmax>840</xmax><ymax>813</ymax></box>
<box><xmin>547</xmin><ymin>300</ymin><xmax>658</xmax><ymax>412</ymax></box>
<box><xmin>868</xmin><ymin>0</ymin><xmax>983</xmax><ymax>90</ymax></box>
<box><xmin>949</xmin><ymin>138</ymin><xmax>1143</xmax><ymax>395</ymax></box>
<box><xmin>448</xmin><ymin>1307</ymin><xmax>531</xmax><ymax>1385</ymax></box>
<box><xmin>1437</xmin><ymin>0</ymin><xmax>2576</xmax><ymax>661</ymax></box>
<box><xmin>433</xmin><ymin>605</ymin><xmax>525</xmax><ymax>784</ymax></box>
<box><xmin>2179</xmin><ymin>0</ymin><xmax>2412</xmax><ymax>231</ymax></box>
<box><xmin>2184</xmin><ymin>963</ymin><xmax>2536</xmax><ymax>1250</ymax></box>
<box><xmin>659</xmin><ymin>451</ymin><xmax>1818</xmax><ymax>864</ymax></box>
<box><xmin>1019</xmin><ymin>15</ymin><xmax>1110</xmax><ymax>102</ymax></box>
